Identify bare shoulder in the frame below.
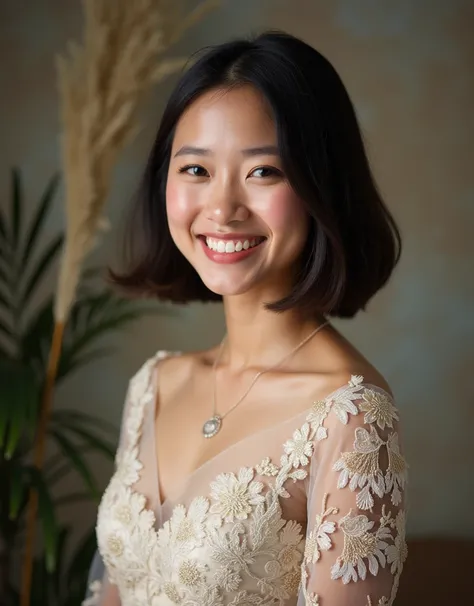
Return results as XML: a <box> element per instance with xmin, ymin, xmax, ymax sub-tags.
<box><xmin>305</xmin><ymin>324</ymin><xmax>394</xmax><ymax>399</ymax></box>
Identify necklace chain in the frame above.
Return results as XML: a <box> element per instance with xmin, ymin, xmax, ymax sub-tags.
<box><xmin>212</xmin><ymin>318</ymin><xmax>330</xmax><ymax>423</ymax></box>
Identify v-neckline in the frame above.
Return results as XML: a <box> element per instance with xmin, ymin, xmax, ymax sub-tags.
<box><xmin>140</xmin><ymin>350</ymin><xmax>392</xmax><ymax>515</ymax></box>
<box><xmin>153</xmin><ymin>395</ymin><xmax>312</xmax><ymax>509</ymax></box>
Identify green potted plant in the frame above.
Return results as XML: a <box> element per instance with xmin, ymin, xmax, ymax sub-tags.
<box><xmin>0</xmin><ymin>168</ymin><xmax>163</xmax><ymax>604</ymax></box>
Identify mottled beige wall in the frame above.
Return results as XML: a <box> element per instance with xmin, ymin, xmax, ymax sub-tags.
<box><xmin>1</xmin><ymin>0</ymin><xmax>473</xmax><ymax>550</ymax></box>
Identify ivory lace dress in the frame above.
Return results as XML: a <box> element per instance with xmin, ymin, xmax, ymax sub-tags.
<box><xmin>83</xmin><ymin>350</ymin><xmax>408</xmax><ymax>606</ymax></box>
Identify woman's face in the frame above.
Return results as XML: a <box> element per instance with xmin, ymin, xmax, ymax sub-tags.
<box><xmin>166</xmin><ymin>85</ymin><xmax>309</xmax><ymax>299</ymax></box>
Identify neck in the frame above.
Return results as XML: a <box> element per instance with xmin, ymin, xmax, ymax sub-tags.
<box><xmin>221</xmin><ymin>294</ymin><xmax>327</xmax><ymax>371</ymax></box>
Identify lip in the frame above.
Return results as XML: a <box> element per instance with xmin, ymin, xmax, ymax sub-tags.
<box><xmin>198</xmin><ymin>234</ymin><xmax>266</xmax><ymax>264</ymax></box>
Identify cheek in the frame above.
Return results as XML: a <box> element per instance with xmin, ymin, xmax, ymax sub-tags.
<box><xmin>165</xmin><ymin>178</ymin><xmax>195</xmax><ymax>229</ymax></box>
<box><xmin>259</xmin><ymin>185</ymin><xmax>308</xmax><ymax>235</ymax></box>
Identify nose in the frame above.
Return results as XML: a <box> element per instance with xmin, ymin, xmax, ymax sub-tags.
<box><xmin>204</xmin><ymin>182</ymin><xmax>250</xmax><ymax>225</ymax></box>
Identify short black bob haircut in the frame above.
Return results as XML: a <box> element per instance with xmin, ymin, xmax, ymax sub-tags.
<box><xmin>111</xmin><ymin>30</ymin><xmax>402</xmax><ymax>319</ymax></box>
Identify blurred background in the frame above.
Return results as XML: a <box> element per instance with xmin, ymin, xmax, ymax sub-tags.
<box><xmin>0</xmin><ymin>0</ymin><xmax>473</xmax><ymax>604</ymax></box>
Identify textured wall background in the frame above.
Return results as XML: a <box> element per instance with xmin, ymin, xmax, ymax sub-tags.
<box><xmin>1</xmin><ymin>0</ymin><xmax>473</xmax><ymax>557</ymax></box>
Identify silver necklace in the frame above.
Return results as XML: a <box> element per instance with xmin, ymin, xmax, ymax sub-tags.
<box><xmin>202</xmin><ymin>319</ymin><xmax>330</xmax><ymax>438</ymax></box>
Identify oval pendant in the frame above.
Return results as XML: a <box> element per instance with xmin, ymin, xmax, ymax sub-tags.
<box><xmin>202</xmin><ymin>415</ymin><xmax>222</xmax><ymax>439</ymax></box>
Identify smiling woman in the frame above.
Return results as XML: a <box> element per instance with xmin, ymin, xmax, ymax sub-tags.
<box><xmin>85</xmin><ymin>30</ymin><xmax>407</xmax><ymax>606</ymax></box>
<box><xmin>164</xmin><ymin>85</ymin><xmax>309</xmax><ymax>298</ymax></box>
<box><xmin>110</xmin><ymin>31</ymin><xmax>400</xmax><ymax>318</ymax></box>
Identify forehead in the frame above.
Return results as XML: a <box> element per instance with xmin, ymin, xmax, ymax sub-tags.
<box><xmin>172</xmin><ymin>85</ymin><xmax>277</xmax><ymax>148</ymax></box>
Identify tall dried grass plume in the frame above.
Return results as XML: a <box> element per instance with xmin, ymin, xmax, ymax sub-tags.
<box><xmin>21</xmin><ymin>2</ymin><xmax>219</xmax><ymax>605</ymax></box>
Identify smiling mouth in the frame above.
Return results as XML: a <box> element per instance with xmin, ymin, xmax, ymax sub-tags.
<box><xmin>200</xmin><ymin>235</ymin><xmax>266</xmax><ymax>254</ymax></box>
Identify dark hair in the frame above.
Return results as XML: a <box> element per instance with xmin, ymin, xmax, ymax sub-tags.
<box><xmin>110</xmin><ymin>30</ymin><xmax>402</xmax><ymax>319</ymax></box>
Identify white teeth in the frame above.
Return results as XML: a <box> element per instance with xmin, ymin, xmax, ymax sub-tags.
<box><xmin>204</xmin><ymin>237</ymin><xmax>263</xmax><ymax>253</ymax></box>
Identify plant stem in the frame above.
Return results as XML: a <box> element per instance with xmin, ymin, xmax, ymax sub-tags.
<box><xmin>20</xmin><ymin>320</ymin><xmax>64</xmax><ymax>606</ymax></box>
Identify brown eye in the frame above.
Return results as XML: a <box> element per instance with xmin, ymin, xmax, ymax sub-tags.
<box><xmin>178</xmin><ymin>165</ymin><xmax>209</xmax><ymax>177</ymax></box>
<box><xmin>249</xmin><ymin>166</ymin><xmax>283</xmax><ymax>178</ymax></box>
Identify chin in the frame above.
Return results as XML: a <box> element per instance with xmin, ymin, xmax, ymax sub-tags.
<box><xmin>196</xmin><ymin>270</ymin><xmax>260</xmax><ymax>297</ymax></box>
<box><xmin>201</xmin><ymin>279</ymin><xmax>254</xmax><ymax>298</ymax></box>
<box><xmin>198</xmin><ymin>269</ymin><xmax>286</xmax><ymax>300</ymax></box>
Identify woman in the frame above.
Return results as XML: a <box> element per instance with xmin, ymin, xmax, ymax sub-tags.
<box><xmin>84</xmin><ymin>30</ymin><xmax>407</xmax><ymax>606</ymax></box>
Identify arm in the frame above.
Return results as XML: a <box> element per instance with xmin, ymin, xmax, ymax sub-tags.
<box><xmin>82</xmin><ymin>550</ymin><xmax>120</xmax><ymax>606</ymax></box>
<box><xmin>82</xmin><ymin>373</ymin><xmax>138</xmax><ymax>606</ymax></box>
<box><xmin>298</xmin><ymin>378</ymin><xmax>408</xmax><ymax>606</ymax></box>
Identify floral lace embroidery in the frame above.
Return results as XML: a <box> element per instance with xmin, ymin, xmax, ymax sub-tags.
<box><xmin>359</xmin><ymin>389</ymin><xmax>399</xmax><ymax>430</ymax></box>
<box><xmin>95</xmin><ymin>359</ymin><xmax>406</xmax><ymax>606</ymax></box>
<box><xmin>209</xmin><ymin>467</ymin><xmax>265</xmax><ymax>523</ymax></box>
<box><xmin>81</xmin><ymin>580</ymin><xmax>102</xmax><ymax>606</ymax></box>
<box><xmin>97</xmin><ymin>353</ymin><xmax>309</xmax><ymax>604</ymax></box>
<box><xmin>330</xmin><ymin>506</ymin><xmax>393</xmax><ymax>583</ymax></box>
<box><xmin>303</xmin><ymin>494</ymin><xmax>338</xmax><ymax>564</ymax></box>
<box><xmin>333</xmin><ymin>426</ymin><xmax>408</xmax><ymax>511</ymax></box>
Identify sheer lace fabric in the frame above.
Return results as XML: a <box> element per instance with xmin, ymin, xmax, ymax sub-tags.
<box><xmin>83</xmin><ymin>350</ymin><xmax>407</xmax><ymax>606</ymax></box>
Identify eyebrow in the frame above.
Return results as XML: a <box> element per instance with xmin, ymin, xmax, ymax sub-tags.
<box><xmin>173</xmin><ymin>145</ymin><xmax>279</xmax><ymax>158</ymax></box>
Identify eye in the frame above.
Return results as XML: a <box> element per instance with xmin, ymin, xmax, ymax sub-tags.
<box><xmin>178</xmin><ymin>165</ymin><xmax>209</xmax><ymax>177</ymax></box>
<box><xmin>249</xmin><ymin>166</ymin><xmax>283</xmax><ymax>179</ymax></box>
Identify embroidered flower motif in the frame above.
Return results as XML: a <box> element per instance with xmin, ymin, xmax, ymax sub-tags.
<box><xmin>385</xmin><ymin>433</ymin><xmax>408</xmax><ymax>506</ymax></box>
<box><xmin>278</xmin><ymin>520</ymin><xmax>304</xmax><ymax>570</ymax></box>
<box><xmin>255</xmin><ymin>456</ymin><xmax>279</xmax><ymax>476</ymax></box>
<box><xmin>304</xmin><ymin>494</ymin><xmax>339</xmax><ymax>564</ymax></box>
<box><xmin>178</xmin><ymin>559</ymin><xmax>203</xmax><ymax>587</ymax></box>
<box><xmin>283</xmin><ymin>423</ymin><xmax>314</xmax><ymax>467</ymax></box>
<box><xmin>359</xmin><ymin>389</ymin><xmax>399</xmax><ymax>430</ymax></box>
<box><xmin>116</xmin><ymin>446</ymin><xmax>142</xmax><ymax>486</ymax></box>
<box><xmin>385</xmin><ymin>511</ymin><xmax>408</xmax><ymax>575</ymax></box>
<box><xmin>366</xmin><ymin>597</ymin><xmax>389</xmax><ymax>606</ymax></box>
<box><xmin>306</xmin><ymin>399</ymin><xmax>331</xmax><ymax>440</ymax></box>
<box><xmin>210</xmin><ymin>467</ymin><xmax>265</xmax><ymax>523</ymax></box>
<box><xmin>331</xmin><ymin>509</ymin><xmax>392</xmax><ymax>584</ymax></box>
<box><xmin>96</xmin><ymin>361</ymin><xmax>406</xmax><ymax>606</ymax></box>
<box><xmin>330</xmin><ymin>375</ymin><xmax>364</xmax><ymax>424</ymax></box>
<box><xmin>281</xmin><ymin>568</ymin><xmax>302</xmax><ymax>595</ymax></box>
<box><xmin>111</xmin><ymin>487</ymin><xmax>154</xmax><ymax>531</ymax></box>
<box><xmin>126</xmin><ymin>402</ymin><xmax>145</xmax><ymax>442</ymax></box>
<box><xmin>106</xmin><ymin>534</ymin><xmax>125</xmax><ymax>557</ymax></box>
<box><xmin>333</xmin><ymin>425</ymin><xmax>385</xmax><ymax>511</ymax></box>
<box><xmin>214</xmin><ymin>567</ymin><xmax>242</xmax><ymax>592</ymax></box>
<box><xmin>162</xmin><ymin>581</ymin><xmax>183</xmax><ymax>603</ymax></box>
<box><xmin>160</xmin><ymin>496</ymin><xmax>209</xmax><ymax>550</ymax></box>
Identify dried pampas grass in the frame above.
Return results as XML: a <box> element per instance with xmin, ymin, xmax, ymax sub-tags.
<box><xmin>55</xmin><ymin>0</ymin><xmax>219</xmax><ymax>322</ymax></box>
<box><xmin>21</xmin><ymin>3</ymin><xmax>219</xmax><ymax>604</ymax></box>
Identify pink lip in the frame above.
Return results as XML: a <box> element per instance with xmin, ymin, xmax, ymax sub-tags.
<box><xmin>198</xmin><ymin>235</ymin><xmax>266</xmax><ymax>264</ymax></box>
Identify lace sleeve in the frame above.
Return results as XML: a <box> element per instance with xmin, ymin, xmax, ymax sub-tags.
<box><xmin>298</xmin><ymin>378</ymin><xmax>408</xmax><ymax>606</ymax></box>
<box><xmin>81</xmin><ymin>374</ymin><xmax>138</xmax><ymax>606</ymax></box>
<box><xmin>82</xmin><ymin>549</ymin><xmax>120</xmax><ymax>606</ymax></box>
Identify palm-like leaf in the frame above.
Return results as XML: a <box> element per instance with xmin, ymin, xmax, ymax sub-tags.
<box><xmin>48</xmin><ymin>430</ymin><xmax>100</xmax><ymax>501</ymax></box>
<box><xmin>0</xmin><ymin>359</ymin><xmax>39</xmax><ymax>458</ymax></box>
<box><xmin>1</xmin><ymin>168</ymin><xmax>172</xmax><ymax>601</ymax></box>
<box><xmin>26</xmin><ymin>524</ymin><xmax>97</xmax><ymax>606</ymax></box>
<box><xmin>0</xmin><ymin>169</ymin><xmax>63</xmax><ymax>343</ymax></box>
<box><xmin>18</xmin><ymin>234</ymin><xmax>64</xmax><ymax>314</ymax></box>
<box><xmin>25</xmin><ymin>465</ymin><xmax>59</xmax><ymax>573</ymax></box>
<box><xmin>20</xmin><ymin>174</ymin><xmax>60</xmax><ymax>270</ymax></box>
<box><xmin>11</xmin><ymin>167</ymin><xmax>22</xmax><ymax>252</ymax></box>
